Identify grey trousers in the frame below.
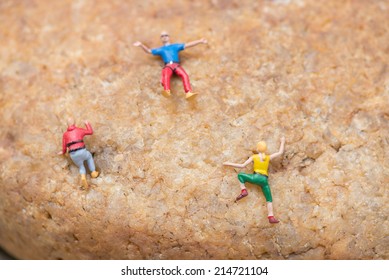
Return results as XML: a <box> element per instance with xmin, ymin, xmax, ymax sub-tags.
<box><xmin>69</xmin><ymin>148</ymin><xmax>96</xmax><ymax>174</ymax></box>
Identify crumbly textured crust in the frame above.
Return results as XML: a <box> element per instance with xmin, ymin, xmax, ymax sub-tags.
<box><xmin>0</xmin><ymin>0</ymin><xmax>388</xmax><ymax>259</ymax></box>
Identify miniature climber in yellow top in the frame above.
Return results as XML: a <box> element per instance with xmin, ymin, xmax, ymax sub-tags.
<box><xmin>223</xmin><ymin>137</ymin><xmax>285</xmax><ymax>224</ymax></box>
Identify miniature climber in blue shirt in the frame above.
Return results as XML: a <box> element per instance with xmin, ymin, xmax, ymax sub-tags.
<box><xmin>134</xmin><ymin>31</ymin><xmax>207</xmax><ymax>99</ymax></box>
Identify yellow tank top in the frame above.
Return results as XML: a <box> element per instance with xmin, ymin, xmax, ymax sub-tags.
<box><xmin>253</xmin><ymin>154</ymin><xmax>270</xmax><ymax>176</ymax></box>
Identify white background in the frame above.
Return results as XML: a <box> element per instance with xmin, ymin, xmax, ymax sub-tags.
<box><xmin>0</xmin><ymin>260</ymin><xmax>387</xmax><ymax>280</ymax></box>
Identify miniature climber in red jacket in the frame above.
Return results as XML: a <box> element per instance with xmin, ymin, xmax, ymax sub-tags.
<box><xmin>58</xmin><ymin>118</ymin><xmax>99</xmax><ymax>188</ymax></box>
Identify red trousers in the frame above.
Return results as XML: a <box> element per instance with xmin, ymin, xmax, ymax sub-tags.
<box><xmin>161</xmin><ymin>63</ymin><xmax>192</xmax><ymax>93</ymax></box>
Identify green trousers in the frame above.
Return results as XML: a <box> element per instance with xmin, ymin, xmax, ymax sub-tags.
<box><xmin>237</xmin><ymin>172</ymin><xmax>273</xmax><ymax>202</ymax></box>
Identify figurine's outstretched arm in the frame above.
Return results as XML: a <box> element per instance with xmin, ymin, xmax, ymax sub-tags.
<box><xmin>269</xmin><ymin>137</ymin><xmax>286</xmax><ymax>160</ymax></box>
<box><xmin>58</xmin><ymin>136</ymin><xmax>67</xmax><ymax>155</ymax></box>
<box><xmin>184</xmin><ymin>38</ymin><xmax>207</xmax><ymax>49</ymax></box>
<box><xmin>133</xmin><ymin>41</ymin><xmax>152</xmax><ymax>54</ymax></box>
<box><xmin>83</xmin><ymin>121</ymin><xmax>93</xmax><ymax>135</ymax></box>
<box><xmin>223</xmin><ymin>156</ymin><xmax>253</xmax><ymax>168</ymax></box>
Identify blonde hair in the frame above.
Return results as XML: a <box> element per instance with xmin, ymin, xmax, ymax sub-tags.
<box><xmin>256</xmin><ymin>141</ymin><xmax>267</xmax><ymax>153</ymax></box>
<box><xmin>67</xmin><ymin>118</ymin><xmax>75</xmax><ymax>126</ymax></box>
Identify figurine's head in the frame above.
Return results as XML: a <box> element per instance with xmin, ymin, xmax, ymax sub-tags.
<box><xmin>256</xmin><ymin>141</ymin><xmax>267</xmax><ymax>153</ymax></box>
<box><xmin>160</xmin><ymin>31</ymin><xmax>170</xmax><ymax>44</ymax></box>
<box><xmin>67</xmin><ymin>118</ymin><xmax>75</xmax><ymax>127</ymax></box>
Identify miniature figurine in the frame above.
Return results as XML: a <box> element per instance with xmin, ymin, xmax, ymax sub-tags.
<box><xmin>223</xmin><ymin>137</ymin><xmax>286</xmax><ymax>224</ymax></box>
<box><xmin>133</xmin><ymin>31</ymin><xmax>207</xmax><ymax>99</ymax></box>
<box><xmin>58</xmin><ymin>118</ymin><xmax>99</xmax><ymax>189</ymax></box>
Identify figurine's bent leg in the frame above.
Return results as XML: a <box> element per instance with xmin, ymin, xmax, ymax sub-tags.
<box><xmin>175</xmin><ymin>66</ymin><xmax>197</xmax><ymax>99</ymax></box>
<box><xmin>84</xmin><ymin>150</ymin><xmax>99</xmax><ymax>178</ymax></box>
<box><xmin>236</xmin><ymin>173</ymin><xmax>254</xmax><ymax>201</ymax></box>
<box><xmin>260</xmin><ymin>183</ymin><xmax>279</xmax><ymax>224</ymax></box>
<box><xmin>161</xmin><ymin>67</ymin><xmax>173</xmax><ymax>89</ymax></box>
<box><xmin>84</xmin><ymin>150</ymin><xmax>95</xmax><ymax>172</ymax></box>
<box><xmin>174</xmin><ymin>66</ymin><xmax>192</xmax><ymax>93</ymax></box>
<box><xmin>161</xmin><ymin>67</ymin><xmax>173</xmax><ymax>97</ymax></box>
<box><xmin>69</xmin><ymin>150</ymin><xmax>89</xmax><ymax>188</ymax></box>
<box><xmin>69</xmin><ymin>150</ymin><xmax>87</xmax><ymax>175</ymax></box>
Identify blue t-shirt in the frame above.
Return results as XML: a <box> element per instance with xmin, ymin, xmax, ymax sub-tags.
<box><xmin>151</xmin><ymin>43</ymin><xmax>185</xmax><ymax>63</ymax></box>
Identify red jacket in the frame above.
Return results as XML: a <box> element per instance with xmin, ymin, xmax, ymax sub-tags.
<box><xmin>62</xmin><ymin>123</ymin><xmax>93</xmax><ymax>154</ymax></box>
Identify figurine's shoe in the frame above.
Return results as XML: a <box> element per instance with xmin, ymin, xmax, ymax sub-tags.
<box><xmin>268</xmin><ymin>216</ymin><xmax>279</xmax><ymax>224</ymax></box>
<box><xmin>161</xmin><ymin>89</ymin><xmax>171</xmax><ymax>98</ymax></box>
<box><xmin>80</xmin><ymin>174</ymin><xmax>88</xmax><ymax>189</ymax></box>
<box><xmin>91</xmin><ymin>171</ymin><xmax>99</xmax><ymax>178</ymax></box>
<box><xmin>235</xmin><ymin>189</ymin><xmax>248</xmax><ymax>201</ymax></box>
<box><xmin>185</xmin><ymin>91</ymin><xmax>198</xmax><ymax>100</ymax></box>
